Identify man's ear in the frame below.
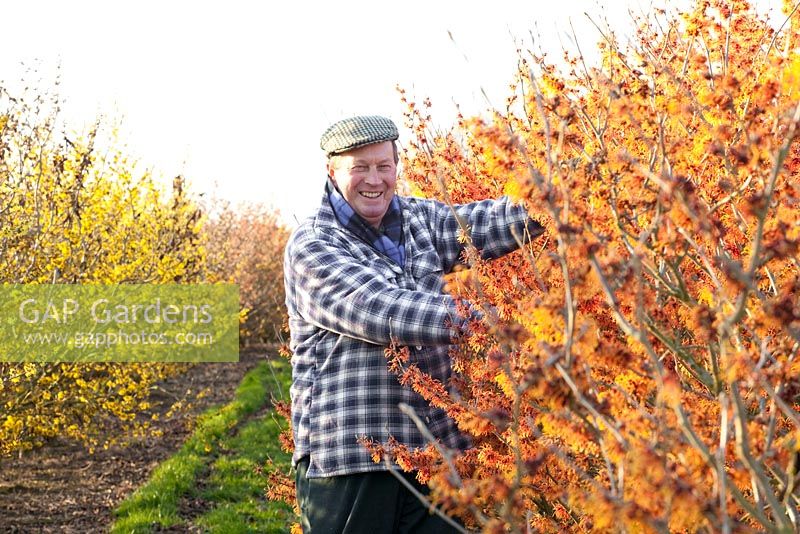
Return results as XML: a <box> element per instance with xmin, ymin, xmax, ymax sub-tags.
<box><xmin>326</xmin><ymin>159</ymin><xmax>337</xmax><ymax>184</ymax></box>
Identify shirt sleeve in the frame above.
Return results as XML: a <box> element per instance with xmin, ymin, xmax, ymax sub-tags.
<box><xmin>285</xmin><ymin>228</ymin><xmax>465</xmax><ymax>347</ymax></box>
<box><xmin>421</xmin><ymin>196</ymin><xmax>545</xmax><ymax>274</ymax></box>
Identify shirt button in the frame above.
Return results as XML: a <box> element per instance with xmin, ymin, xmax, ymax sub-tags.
<box><xmin>415</xmin><ymin>346</ymin><xmax>422</xmax><ymax>351</ymax></box>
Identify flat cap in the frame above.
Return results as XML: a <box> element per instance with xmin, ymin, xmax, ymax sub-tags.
<box><xmin>320</xmin><ymin>115</ymin><xmax>399</xmax><ymax>157</ymax></box>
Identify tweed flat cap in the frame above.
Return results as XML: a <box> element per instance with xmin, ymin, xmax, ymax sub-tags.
<box><xmin>320</xmin><ymin>115</ymin><xmax>399</xmax><ymax>156</ymax></box>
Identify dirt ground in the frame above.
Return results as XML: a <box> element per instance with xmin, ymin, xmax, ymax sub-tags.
<box><xmin>0</xmin><ymin>348</ymin><xmax>272</xmax><ymax>533</ymax></box>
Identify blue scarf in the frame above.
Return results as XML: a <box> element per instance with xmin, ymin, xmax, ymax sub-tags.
<box><xmin>327</xmin><ymin>180</ymin><xmax>406</xmax><ymax>269</ymax></box>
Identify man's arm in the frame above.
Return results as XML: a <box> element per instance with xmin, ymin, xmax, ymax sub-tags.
<box><xmin>421</xmin><ymin>196</ymin><xmax>544</xmax><ymax>274</ymax></box>
<box><xmin>285</xmin><ymin>229</ymin><xmax>465</xmax><ymax>347</ymax></box>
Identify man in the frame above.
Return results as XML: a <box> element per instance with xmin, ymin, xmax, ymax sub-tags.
<box><xmin>284</xmin><ymin>115</ymin><xmax>543</xmax><ymax>533</ymax></box>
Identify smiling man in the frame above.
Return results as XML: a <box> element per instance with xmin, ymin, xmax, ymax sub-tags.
<box><xmin>328</xmin><ymin>140</ymin><xmax>397</xmax><ymax>228</ymax></box>
<box><xmin>284</xmin><ymin>115</ymin><xmax>544</xmax><ymax>533</ymax></box>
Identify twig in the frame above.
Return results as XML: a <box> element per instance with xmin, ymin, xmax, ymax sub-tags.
<box><xmin>569</xmin><ymin>18</ymin><xmax>595</xmax><ymax>91</ymax></box>
<box><xmin>383</xmin><ymin>456</ymin><xmax>472</xmax><ymax>534</ymax></box>
<box><xmin>718</xmin><ymin>393</ymin><xmax>731</xmax><ymax>534</ymax></box>
<box><xmin>765</xmin><ymin>1</ymin><xmax>800</xmax><ymax>58</ymax></box>
<box><xmin>731</xmin><ymin>386</ymin><xmax>792</xmax><ymax>531</ymax></box>
<box><xmin>397</xmin><ymin>402</ymin><xmax>489</xmax><ymax>526</ymax></box>
<box><xmin>399</xmin><ymin>402</ymin><xmax>462</xmax><ymax>487</ymax></box>
<box><xmin>554</xmin><ymin>362</ymin><xmax>628</xmax><ymax>447</ymax></box>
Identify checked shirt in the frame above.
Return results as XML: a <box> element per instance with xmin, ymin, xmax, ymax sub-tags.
<box><xmin>284</xmin><ymin>181</ymin><xmax>543</xmax><ymax>478</ymax></box>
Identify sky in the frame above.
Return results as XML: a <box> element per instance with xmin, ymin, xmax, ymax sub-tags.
<box><xmin>0</xmin><ymin>0</ymin><xmax>782</xmax><ymax>226</ymax></box>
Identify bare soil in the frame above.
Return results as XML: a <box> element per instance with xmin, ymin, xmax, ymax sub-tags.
<box><xmin>0</xmin><ymin>348</ymin><xmax>271</xmax><ymax>533</ymax></box>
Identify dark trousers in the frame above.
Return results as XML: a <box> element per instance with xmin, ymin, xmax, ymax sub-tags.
<box><xmin>295</xmin><ymin>456</ymin><xmax>462</xmax><ymax>533</ymax></box>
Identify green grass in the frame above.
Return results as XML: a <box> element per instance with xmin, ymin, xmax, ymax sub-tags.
<box><xmin>111</xmin><ymin>358</ymin><xmax>294</xmax><ymax>534</ymax></box>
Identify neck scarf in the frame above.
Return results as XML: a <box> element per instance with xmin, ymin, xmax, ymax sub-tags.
<box><xmin>326</xmin><ymin>179</ymin><xmax>406</xmax><ymax>269</ymax></box>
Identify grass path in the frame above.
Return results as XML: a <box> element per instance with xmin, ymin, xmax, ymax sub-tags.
<box><xmin>111</xmin><ymin>357</ymin><xmax>294</xmax><ymax>533</ymax></box>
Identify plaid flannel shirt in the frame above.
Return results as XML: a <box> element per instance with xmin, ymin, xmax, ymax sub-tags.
<box><xmin>284</xmin><ymin>184</ymin><xmax>542</xmax><ymax>478</ymax></box>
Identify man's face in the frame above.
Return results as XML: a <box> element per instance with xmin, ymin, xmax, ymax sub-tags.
<box><xmin>328</xmin><ymin>141</ymin><xmax>397</xmax><ymax>228</ymax></box>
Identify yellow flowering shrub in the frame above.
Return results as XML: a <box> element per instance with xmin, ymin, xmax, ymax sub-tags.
<box><xmin>0</xmin><ymin>84</ymin><xmax>204</xmax><ymax>455</ymax></box>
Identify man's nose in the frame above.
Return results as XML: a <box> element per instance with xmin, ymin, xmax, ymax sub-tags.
<box><xmin>364</xmin><ymin>167</ymin><xmax>381</xmax><ymax>183</ymax></box>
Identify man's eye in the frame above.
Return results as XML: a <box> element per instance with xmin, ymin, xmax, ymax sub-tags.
<box><xmin>352</xmin><ymin>165</ymin><xmax>368</xmax><ymax>172</ymax></box>
<box><xmin>378</xmin><ymin>165</ymin><xmax>392</xmax><ymax>171</ymax></box>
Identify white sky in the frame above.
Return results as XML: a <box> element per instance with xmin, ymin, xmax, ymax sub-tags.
<box><xmin>0</xmin><ymin>0</ymin><xmax>782</xmax><ymax>226</ymax></box>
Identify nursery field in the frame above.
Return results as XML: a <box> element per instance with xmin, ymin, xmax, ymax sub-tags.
<box><xmin>0</xmin><ymin>350</ymin><xmax>291</xmax><ymax>533</ymax></box>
